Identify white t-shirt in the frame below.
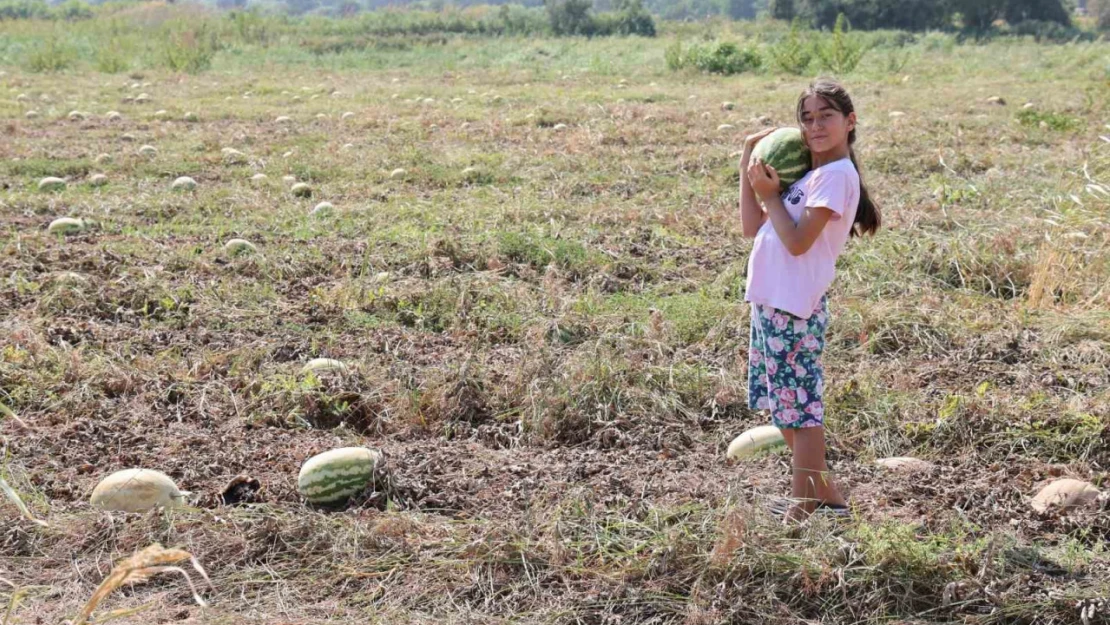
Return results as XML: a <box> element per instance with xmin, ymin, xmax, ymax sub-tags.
<box><xmin>744</xmin><ymin>157</ymin><xmax>861</xmax><ymax>319</ymax></box>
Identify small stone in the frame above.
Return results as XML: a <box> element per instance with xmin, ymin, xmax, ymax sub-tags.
<box><xmin>552</xmin><ymin>123</ymin><xmax>568</xmax><ymax>131</ymax></box>
<box><xmin>250</xmin><ymin>173</ymin><xmax>268</xmax><ymax>182</ymax></box>
<box><xmin>88</xmin><ymin>173</ymin><xmax>108</xmax><ymax>187</ymax></box>
<box><xmin>986</xmin><ymin>96</ymin><xmax>1006</xmax><ymax>106</ymax></box>
<box><xmin>389</xmin><ymin>168</ymin><xmax>406</xmax><ymax>180</ymax></box>
<box><xmin>275</xmin><ymin>116</ymin><xmax>292</xmax><ymax>124</ymax></box>
<box><xmin>282</xmin><ymin>175</ymin><xmax>296</xmax><ymax>184</ymax></box>
<box><xmin>717</xmin><ymin>124</ymin><xmax>735</xmax><ymax>131</ymax></box>
<box><xmin>105</xmin><ymin>111</ymin><xmax>122</xmax><ymax>121</ymax></box>
<box><xmin>95</xmin><ymin>153</ymin><xmax>112</xmax><ymax>164</ymax></box>
<box><xmin>24</xmin><ymin>110</ymin><xmax>39</xmax><ymax>119</ymax></box>
<box><xmin>135</xmin><ymin>93</ymin><xmax>151</xmax><ymax>103</ymax></box>
<box><xmin>154</xmin><ymin>109</ymin><xmax>169</xmax><ymax>119</ymax></box>
<box><xmin>341</xmin><ymin>111</ymin><xmax>355</xmax><ymax>120</ymax></box>
<box><xmin>68</xmin><ymin>110</ymin><xmax>87</xmax><ymax>121</ymax></box>
<box><xmin>889</xmin><ymin>111</ymin><xmax>906</xmax><ymax>118</ymax></box>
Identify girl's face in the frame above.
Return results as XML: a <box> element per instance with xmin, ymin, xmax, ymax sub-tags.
<box><xmin>799</xmin><ymin>95</ymin><xmax>856</xmax><ymax>155</ymax></box>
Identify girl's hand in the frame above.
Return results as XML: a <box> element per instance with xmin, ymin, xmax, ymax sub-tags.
<box><xmin>742</xmin><ymin>127</ymin><xmax>778</xmax><ymax>154</ymax></box>
<box><xmin>747</xmin><ymin>158</ymin><xmax>781</xmax><ymax>201</ymax></box>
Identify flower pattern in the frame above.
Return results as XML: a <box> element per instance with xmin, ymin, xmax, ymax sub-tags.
<box><xmin>747</xmin><ymin>295</ymin><xmax>829</xmax><ymax>429</ymax></box>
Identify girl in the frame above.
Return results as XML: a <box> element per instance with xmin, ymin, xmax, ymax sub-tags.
<box><xmin>738</xmin><ymin>78</ymin><xmax>880</xmax><ymax>524</ymax></box>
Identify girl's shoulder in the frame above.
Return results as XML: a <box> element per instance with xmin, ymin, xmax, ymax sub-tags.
<box><xmin>807</xmin><ymin>158</ymin><xmax>860</xmax><ymax>187</ymax></box>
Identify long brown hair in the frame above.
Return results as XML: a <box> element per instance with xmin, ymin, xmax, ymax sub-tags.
<box><xmin>795</xmin><ymin>78</ymin><xmax>880</xmax><ymax>238</ymax></box>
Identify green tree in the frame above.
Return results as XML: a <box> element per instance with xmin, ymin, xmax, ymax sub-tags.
<box><xmin>769</xmin><ymin>0</ymin><xmax>794</xmax><ymax>20</ymax></box>
<box><xmin>728</xmin><ymin>0</ymin><xmax>756</xmax><ymax>19</ymax></box>
<box><xmin>546</xmin><ymin>0</ymin><xmax>596</xmax><ymax>35</ymax></box>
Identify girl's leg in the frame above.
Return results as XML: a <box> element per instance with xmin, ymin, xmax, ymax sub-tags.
<box><xmin>785</xmin><ymin>426</ymin><xmax>847</xmax><ymax>521</ymax></box>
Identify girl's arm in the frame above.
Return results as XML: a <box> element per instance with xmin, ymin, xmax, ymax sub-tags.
<box><xmin>739</xmin><ymin>129</ymin><xmax>776</xmax><ymax>239</ymax></box>
<box><xmin>747</xmin><ymin>161</ymin><xmax>834</xmax><ymax>257</ymax></box>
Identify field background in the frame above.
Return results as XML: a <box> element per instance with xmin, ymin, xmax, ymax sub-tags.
<box><xmin>1</xmin><ymin>5</ymin><xmax>1109</xmax><ymax>624</ymax></box>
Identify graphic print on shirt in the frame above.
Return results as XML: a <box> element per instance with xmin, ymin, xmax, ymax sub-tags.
<box><xmin>783</xmin><ymin>185</ymin><xmax>804</xmax><ymax>207</ymax></box>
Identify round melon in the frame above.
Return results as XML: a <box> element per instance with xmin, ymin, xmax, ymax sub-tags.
<box><xmin>1031</xmin><ymin>478</ymin><xmax>1100</xmax><ymax>513</ymax></box>
<box><xmin>171</xmin><ymin>176</ymin><xmax>197</xmax><ymax>191</ymax></box>
<box><xmin>91</xmin><ymin>468</ymin><xmax>187</xmax><ymax>513</ymax></box>
<box><xmin>38</xmin><ymin>177</ymin><xmax>66</xmax><ymax>192</ymax></box>
<box><xmin>302</xmin><ymin>358</ymin><xmax>346</xmax><ymax>374</ymax></box>
<box><xmin>389</xmin><ymin>168</ymin><xmax>406</xmax><ymax>180</ymax></box>
<box><xmin>48</xmin><ymin>217</ymin><xmax>87</xmax><ymax>235</ymax></box>
<box><xmin>750</xmin><ymin>127</ymin><xmax>812</xmax><ymax>193</ymax></box>
<box><xmin>727</xmin><ymin>425</ymin><xmax>786</xmax><ymax>460</ymax></box>
<box><xmin>138</xmin><ymin>145</ymin><xmax>158</xmax><ymax>158</ymax></box>
<box><xmin>875</xmin><ymin>457</ymin><xmax>934</xmax><ymax>473</ymax></box>
<box><xmin>298</xmin><ymin>447</ymin><xmax>382</xmax><ymax>506</ymax></box>
<box><xmin>224</xmin><ymin>238</ymin><xmax>257</xmax><ymax>256</ymax></box>
<box><xmin>88</xmin><ymin>174</ymin><xmax>108</xmax><ymax>187</ymax></box>
<box><xmin>290</xmin><ymin>182</ymin><xmax>312</xmax><ymax>198</ymax></box>
<box><xmin>311</xmin><ymin>202</ymin><xmax>334</xmax><ymax>217</ymax></box>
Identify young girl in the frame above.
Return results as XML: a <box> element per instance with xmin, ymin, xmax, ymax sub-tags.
<box><xmin>739</xmin><ymin>78</ymin><xmax>880</xmax><ymax>524</ymax></box>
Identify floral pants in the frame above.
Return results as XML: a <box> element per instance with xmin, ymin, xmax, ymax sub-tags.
<box><xmin>747</xmin><ymin>295</ymin><xmax>829</xmax><ymax>429</ymax></box>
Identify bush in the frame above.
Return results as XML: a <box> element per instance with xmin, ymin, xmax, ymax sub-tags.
<box><xmin>1009</xmin><ymin>19</ymin><xmax>1094</xmax><ymax>42</ymax></box>
<box><xmin>815</xmin><ymin>13</ymin><xmax>867</xmax><ymax>74</ymax></box>
<box><xmin>25</xmin><ymin>35</ymin><xmax>77</xmax><ymax>72</ymax></box>
<box><xmin>545</xmin><ymin>0</ymin><xmax>594</xmax><ymax>35</ymax></box>
<box><xmin>666</xmin><ymin>40</ymin><xmax>763</xmax><ymax>75</ymax></box>
<box><xmin>769</xmin><ymin>18</ymin><xmax>813</xmax><ymax>74</ymax></box>
<box><xmin>161</xmin><ymin>23</ymin><xmax>221</xmax><ymax>73</ymax></box>
<box><xmin>0</xmin><ymin>0</ymin><xmax>51</xmax><ymax>20</ymax></box>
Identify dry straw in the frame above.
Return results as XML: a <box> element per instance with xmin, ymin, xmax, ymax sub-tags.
<box><xmin>73</xmin><ymin>543</ymin><xmax>212</xmax><ymax>625</ymax></box>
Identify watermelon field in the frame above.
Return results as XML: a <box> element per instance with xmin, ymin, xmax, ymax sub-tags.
<box><xmin>1</xmin><ymin>6</ymin><xmax>1109</xmax><ymax>624</ymax></box>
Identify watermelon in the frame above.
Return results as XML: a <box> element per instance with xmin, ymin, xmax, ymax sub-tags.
<box><xmin>726</xmin><ymin>425</ymin><xmax>786</xmax><ymax>460</ymax></box>
<box><xmin>750</xmin><ymin>127</ymin><xmax>811</xmax><ymax>193</ymax></box>
<box><xmin>91</xmin><ymin>468</ymin><xmax>188</xmax><ymax>513</ymax></box>
<box><xmin>298</xmin><ymin>447</ymin><xmax>382</xmax><ymax>506</ymax></box>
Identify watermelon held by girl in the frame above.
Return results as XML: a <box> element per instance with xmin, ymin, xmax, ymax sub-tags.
<box><xmin>750</xmin><ymin>127</ymin><xmax>812</xmax><ymax>193</ymax></box>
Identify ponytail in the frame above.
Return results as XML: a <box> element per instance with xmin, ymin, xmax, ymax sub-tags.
<box><xmin>848</xmin><ymin>146</ymin><xmax>880</xmax><ymax>238</ymax></box>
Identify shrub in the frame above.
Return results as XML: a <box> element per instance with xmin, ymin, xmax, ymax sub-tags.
<box><xmin>25</xmin><ymin>35</ymin><xmax>77</xmax><ymax>72</ymax></box>
<box><xmin>814</xmin><ymin>13</ymin><xmax>867</xmax><ymax>74</ymax></box>
<box><xmin>1009</xmin><ymin>19</ymin><xmax>1094</xmax><ymax>42</ymax></box>
<box><xmin>161</xmin><ymin>23</ymin><xmax>221</xmax><ymax>73</ymax></box>
<box><xmin>769</xmin><ymin>18</ymin><xmax>813</xmax><ymax>75</ymax></box>
<box><xmin>545</xmin><ymin>0</ymin><xmax>594</xmax><ymax>35</ymax></box>
<box><xmin>769</xmin><ymin>0</ymin><xmax>794</xmax><ymax>20</ymax></box>
<box><xmin>665</xmin><ymin>40</ymin><xmax>763</xmax><ymax>75</ymax></box>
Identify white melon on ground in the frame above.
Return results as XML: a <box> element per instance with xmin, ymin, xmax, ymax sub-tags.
<box><xmin>172</xmin><ymin>176</ymin><xmax>197</xmax><ymax>191</ymax></box>
<box><xmin>38</xmin><ymin>177</ymin><xmax>66</xmax><ymax>192</ymax></box>
<box><xmin>90</xmin><ymin>468</ymin><xmax>187</xmax><ymax>513</ymax></box>
<box><xmin>88</xmin><ymin>174</ymin><xmax>108</xmax><ymax>187</ymax></box>
<box><xmin>275</xmin><ymin>116</ymin><xmax>292</xmax><ymax>124</ymax></box>
<box><xmin>302</xmin><ymin>358</ymin><xmax>346</xmax><ymax>374</ymax></box>
<box><xmin>184</xmin><ymin>112</ymin><xmax>199</xmax><ymax>122</ymax></box>
<box><xmin>291</xmin><ymin>182</ymin><xmax>312</xmax><ymax>198</ymax></box>
<box><xmin>282</xmin><ymin>175</ymin><xmax>297</xmax><ymax>184</ymax></box>
<box><xmin>224</xmin><ymin>238</ymin><xmax>257</xmax><ymax>256</ymax></box>
<box><xmin>341</xmin><ymin>111</ymin><xmax>355</xmax><ymax>120</ymax></box>
<box><xmin>222</xmin><ymin>148</ymin><xmax>246</xmax><ymax>164</ymax></box>
<box><xmin>1031</xmin><ymin>478</ymin><xmax>1101</xmax><ymax>512</ymax></box>
<box><xmin>251</xmin><ymin>173</ymin><xmax>268</xmax><ymax>182</ymax></box>
<box><xmin>25</xmin><ymin>110</ymin><xmax>39</xmax><ymax>119</ymax></box>
<box><xmin>389</xmin><ymin>168</ymin><xmax>406</xmax><ymax>179</ymax></box>
<box><xmin>726</xmin><ymin>425</ymin><xmax>786</xmax><ymax>460</ymax></box>
<box><xmin>298</xmin><ymin>447</ymin><xmax>382</xmax><ymax>506</ymax></box>
<box><xmin>95</xmin><ymin>153</ymin><xmax>112</xmax><ymax>164</ymax></box>
<box><xmin>48</xmin><ymin>217</ymin><xmax>87</xmax><ymax>235</ymax></box>
<box><xmin>311</xmin><ymin>202</ymin><xmax>334</xmax><ymax>217</ymax></box>
<box><xmin>875</xmin><ymin>457</ymin><xmax>934</xmax><ymax>472</ymax></box>
<box><xmin>106</xmin><ymin>111</ymin><xmax>122</xmax><ymax>121</ymax></box>
<box><xmin>138</xmin><ymin>145</ymin><xmax>157</xmax><ymax>157</ymax></box>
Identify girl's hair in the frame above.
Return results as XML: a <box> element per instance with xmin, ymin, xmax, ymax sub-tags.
<box><xmin>795</xmin><ymin>78</ymin><xmax>880</xmax><ymax>238</ymax></box>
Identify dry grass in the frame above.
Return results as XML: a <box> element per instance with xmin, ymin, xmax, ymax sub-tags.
<box><xmin>0</xmin><ymin>11</ymin><xmax>1108</xmax><ymax>625</ymax></box>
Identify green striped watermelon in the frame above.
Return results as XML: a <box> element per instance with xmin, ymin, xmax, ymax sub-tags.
<box><xmin>751</xmin><ymin>127</ymin><xmax>811</xmax><ymax>193</ymax></box>
<box><xmin>298</xmin><ymin>447</ymin><xmax>382</xmax><ymax>506</ymax></box>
